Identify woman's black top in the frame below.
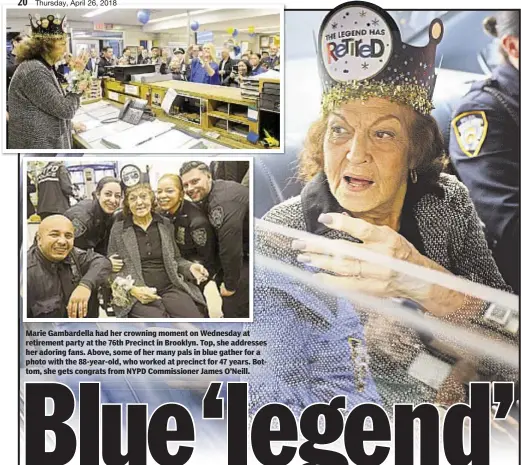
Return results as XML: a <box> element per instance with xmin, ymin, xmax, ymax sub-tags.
<box><xmin>133</xmin><ymin>215</ymin><xmax>171</xmax><ymax>292</ymax></box>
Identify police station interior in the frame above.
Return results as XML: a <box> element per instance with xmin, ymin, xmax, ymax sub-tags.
<box><xmin>6</xmin><ymin>8</ymin><xmax>281</xmax><ymax>150</ymax></box>
<box><xmin>26</xmin><ymin>159</ymin><xmax>250</xmax><ymax>319</ymax></box>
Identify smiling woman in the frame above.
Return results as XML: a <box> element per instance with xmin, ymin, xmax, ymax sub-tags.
<box><xmin>108</xmin><ymin>167</ymin><xmax>209</xmax><ymax>319</ymax></box>
<box><xmin>252</xmin><ymin>1</ymin><xmax>515</xmax><ymax>414</ymax></box>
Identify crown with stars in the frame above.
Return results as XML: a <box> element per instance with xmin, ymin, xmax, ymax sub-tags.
<box><xmin>318</xmin><ymin>1</ymin><xmax>443</xmax><ymax>115</ymax></box>
<box><xmin>120</xmin><ymin>164</ymin><xmax>150</xmax><ymax>192</ymax></box>
<box><xmin>29</xmin><ymin>13</ymin><xmax>67</xmax><ymax>38</ymax></box>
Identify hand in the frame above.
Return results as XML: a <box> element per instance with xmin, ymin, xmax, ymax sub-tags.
<box><xmin>190</xmin><ymin>263</ymin><xmax>209</xmax><ymax>285</ymax></box>
<box><xmin>77</xmin><ymin>80</ymin><xmax>90</xmax><ymax>93</ymax></box>
<box><xmin>109</xmin><ymin>254</ymin><xmax>124</xmax><ymax>273</ymax></box>
<box><xmin>229</xmin><ymin>72</ymin><xmax>236</xmax><ymax>79</ymax></box>
<box><xmin>72</xmin><ymin>121</ymin><xmax>87</xmax><ymax>133</ymax></box>
<box><xmin>292</xmin><ymin>212</ymin><xmax>464</xmax><ymax>316</ymax></box>
<box><xmin>67</xmin><ymin>284</ymin><xmax>92</xmax><ymax>318</ymax></box>
<box><xmin>220</xmin><ymin>283</ymin><xmax>236</xmax><ymax>297</ymax></box>
<box><xmin>130</xmin><ymin>286</ymin><xmax>160</xmax><ymax>304</ymax></box>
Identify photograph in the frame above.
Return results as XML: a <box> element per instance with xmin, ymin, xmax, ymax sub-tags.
<box><xmin>23</xmin><ymin>157</ymin><xmax>252</xmax><ymax>321</ymax></box>
<box><xmin>5</xmin><ymin>7</ymin><xmax>282</xmax><ymax>152</ymax></box>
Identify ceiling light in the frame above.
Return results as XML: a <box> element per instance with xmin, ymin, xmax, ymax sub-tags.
<box><xmin>82</xmin><ymin>8</ymin><xmax>115</xmax><ymax>18</ymax></box>
<box><xmin>146</xmin><ymin>9</ymin><xmax>219</xmax><ymax>24</ymax></box>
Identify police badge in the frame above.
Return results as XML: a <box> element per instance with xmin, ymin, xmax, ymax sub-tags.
<box><xmin>209</xmin><ymin>206</ymin><xmax>225</xmax><ymax>229</ymax></box>
<box><xmin>451</xmin><ymin>111</ymin><xmax>489</xmax><ymax>157</ymax></box>
<box><xmin>191</xmin><ymin>228</ymin><xmax>208</xmax><ymax>247</ymax></box>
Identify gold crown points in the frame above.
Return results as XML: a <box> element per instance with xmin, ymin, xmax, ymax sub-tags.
<box><xmin>322</xmin><ymin>80</ymin><xmax>434</xmax><ymax>116</ymax></box>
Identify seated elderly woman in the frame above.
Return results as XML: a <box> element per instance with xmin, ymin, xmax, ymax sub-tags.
<box><xmin>108</xmin><ymin>166</ymin><xmax>208</xmax><ymax>318</ymax></box>
<box><xmin>252</xmin><ymin>2</ymin><xmax>515</xmax><ymax>413</ymax></box>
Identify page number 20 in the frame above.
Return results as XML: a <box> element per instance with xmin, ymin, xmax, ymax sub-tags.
<box><xmin>18</xmin><ymin>0</ymin><xmax>28</xmax><ymax>5</ymax></box>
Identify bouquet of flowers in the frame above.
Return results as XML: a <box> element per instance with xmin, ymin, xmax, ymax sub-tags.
<box><xmin>66</xmin><ymin>51</ymin><xmax>92</xmax><ymax>95</ymax></box>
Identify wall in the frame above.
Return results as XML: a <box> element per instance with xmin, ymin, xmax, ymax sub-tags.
<box><xmin>123</xmin><ymin>29</ymin><xmax>158</xmax><ymax>47</ymax></box>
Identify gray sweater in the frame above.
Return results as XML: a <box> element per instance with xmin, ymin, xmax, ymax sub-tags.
<box><xmin>108</xmin><ymin>216</ymin><xmax>207</xmax><ymax>317</ymax></box>
<box><xmin>253</xmin><ymin>173</ymin><xmax>516</xmax><ymax>411</ymax></box>
<box><xmin>8</xmin><ymin>59</ymin><xmax>80</xmax><ymax>149</ymax></box>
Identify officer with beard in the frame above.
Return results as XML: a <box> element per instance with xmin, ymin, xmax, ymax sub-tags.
<box><xmin>180</xmin><ymin>161</ymin><xmax>249</xmax><ymax>318</ymax></box>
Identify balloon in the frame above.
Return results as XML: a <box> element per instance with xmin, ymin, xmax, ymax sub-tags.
<box><xmin>247</xmin><ymin>25</ymin><xmax>255</xmax><ymax>34</ymax></box>
<box><xmin>233</xmin><ymin>45</ymin><xmax>241</xmax><ymax>56</ymax></box>
<box><xmin>226</xmin><ymin>27</ymin><xmax>234</xmax><ymax>35</ymax></box>
<box><xmin>190</xmin><ymin>21</ymin><xmax>199</xmax><ymax>32</ymax></box>
<box><xmin>137</xmin><ymin>10</ymin><xmax>150</xmax><ymax>25</ymax></box>
<box><xmin>249</xmin><ymin>33</ymin><xmax>256</xmax><ymax>38</ymax></box>
<box><xmin>232</xmin><ymin>28</ymin><xmax>238</xmax><ymax>38</ymax></box>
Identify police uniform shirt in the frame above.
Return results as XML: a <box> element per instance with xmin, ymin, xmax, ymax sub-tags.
<box><xmin>131</xmin><ymin>214</ymin><xmax>171</xmax><ymax>292</ymax></box>
<box><xmin>203</xmin><ymin>180</ymin><xmax>249</xmax><ymax>292</ymax></box>
<box><xmin>37</xmin><ymin>162</ymin><xmax>74</xmax><ymax>215</ymax></box>
<box><xmin>449</xmin><ymin>61</ymin><xmax>519</xmax><ymax>291</ymax></box>
<box><xmin>64</xmin><ymin>199</ymin><xmax>113</xmax><ymax>255</ymax></box>
<box><xmin>165</xmin><ymin>200</ymin><xmax>218</xmax><ymax>277</ymax></box>
<box><xmin>449</xmin><ymin>62</ymin><xmax>519</xmax><ymax>241</ymax></box>
<box><xmin>27</xmin><ymin>245</ymin><xmax>111</xmax><ymax>318</ymax></box>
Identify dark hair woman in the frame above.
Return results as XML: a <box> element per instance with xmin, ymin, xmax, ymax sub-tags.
<box><xmin>108</xmin><ymin>169</ymin><xmax>208</xmax><ymax>318</ymax></box>
<box><xmin>223</xmin><ymin>59</ymin><xmax>252</xmax><ymax>87</ymax></box>
<box><xmin>156</xmin><ymin>174</ymin><xmax>218</xmax><ymax>284</ymax></box>
<box><xmin>8</xmin><ymin>14</ymin><xmax>90</xmax><ymax>149</ymax></box>
<box><xmin>64</xmin><ymin>176</ymin><xmax>122</xmax><ymax>256</ymax></box>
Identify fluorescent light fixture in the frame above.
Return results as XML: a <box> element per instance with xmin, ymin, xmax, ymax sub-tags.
<box><xmin>82</xmin><ymin>8</ymin><xmax>115</xmax><ymax>18</ymax></box>
<box><xmin>146</xmin><ymin>9</ymin><xmax>219</xmax><ymax>24</ymax></box>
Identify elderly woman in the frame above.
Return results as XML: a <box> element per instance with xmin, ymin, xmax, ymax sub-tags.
<box><xmin>108</xmin><ymin>167</ymin><xmax>208</xmax><ymax>318</ymax></box>
<box><xmin>253</xmin><ymin>2</ymin><xmax>515</xmax><ymax>413</ymax></box>
<box><xmin>8</xmin><ymin>14</ymin><xmax>90</xmax><ymax>149</ymax></box>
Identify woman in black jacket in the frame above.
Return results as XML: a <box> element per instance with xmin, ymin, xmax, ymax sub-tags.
<box><xmin>64</xmin><ymin>176</ymin><xmax>122</xmax><ymax>256</ymax></box>
<box><xmin>156</xmin><ymin>174</ymin><xmax>218</xmax><ymax>281</ymax></box>
<box><xmin>223</xmin><ymin>59</ymin><xmax>252</xmax><ymax>88</ymax></box>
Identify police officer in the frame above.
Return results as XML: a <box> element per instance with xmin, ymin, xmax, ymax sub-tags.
<box><xmin>36</xmin><ymin>161</ymin><xmax>74</xmax><ymax>219</ymax></box>
<box><xmin>449</xmin><ymin>11</ymin><xmax>519</xmax><ymax>294</ymax></box>
<box><xmin>64</xmin><ymin>177</ymin><xmax>122</xmax><ymax>256</ymax></box>
<box><xmin>156</xmin><ymin>174</ymin><xmax>218</xmax><ymax>283</ymax></box>
<box><xmin>27</xmin><ymin>215</ymin><xmax>112</xmax><ymax>318</ymax></box>
<box><xmin>180</xmin><ymin>161</ymin><xmax>249</xmax><ymax>318</ymax></box>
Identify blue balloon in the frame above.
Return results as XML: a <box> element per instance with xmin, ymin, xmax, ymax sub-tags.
<box><xmin>233</xmin><ymin>45</ymin><xmax>241</xmax><ymax>56</ymax></box>
<box><xmin>190</xmin><ymin>21</ymin><xmax>199</xmax><ymax>32</ymax></box>
<box><xmin>137</xmin><ymin>10</ymin><xmax>150</xmax><ymax>25</ymax></box>
<box><xmin>232</xmin><ymin>28</ymin><xmax>238</xmax><ymax>38</ymax></box>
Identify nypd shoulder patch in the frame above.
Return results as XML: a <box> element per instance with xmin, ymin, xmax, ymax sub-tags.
<box><xmin>451</xmin><ymin>110</ymin><xmax>488</xmax><ymax>157</ymax></box>
<box><xmin>191</xmin><ymin>228</ymin><xmax>207</xmax><ymax>247</ymax></box>
<box><xmin>71</xmin><ymin>218</ymin><xmax>87</xmax><ymax>237</ymax></box>
<box><xmin>209</xmin><ymin>206</ymin><xmax>224</xmax><ymax>229</ymax></box>
<box><xmin>176</xmin><ymin>226</ymin><xmax>186</xmax><ymax>245</ymax></box>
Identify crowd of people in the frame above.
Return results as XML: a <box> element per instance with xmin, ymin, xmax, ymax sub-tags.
<box><xmin>6</xmin><ymin>14</ymin><xmax>280</xmax><ymax>149</ymax></box>
<box><xmin>86</xmin><ymin>43</ymin><xmax>280</xmax><ymax>85</ymax></box>
<box><xmin>27</xmin><ymin>161</ymin><xmax>250</xmax><ymax>320</ymax></box>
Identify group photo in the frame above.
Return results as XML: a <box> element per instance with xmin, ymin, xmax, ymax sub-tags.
<box><xmin>5</xmin><ymin>7</ymin><xmax>282</xmax><ymax>151</ymax></box>
<box><xmin>24</xmin><ymin>157</ymin><xmax>251</xmax><ymax>320</ymax></box>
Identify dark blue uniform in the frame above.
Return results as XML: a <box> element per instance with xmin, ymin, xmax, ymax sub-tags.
<box><xmin>449</xmin><ymin>62</ymin><xmax>519</xmax><ymax>294</ymax></box>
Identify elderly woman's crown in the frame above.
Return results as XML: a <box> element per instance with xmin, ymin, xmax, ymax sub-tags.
<box><xmin>29</xmin><ymin>13</ymin><xmax>67</xmax><ymax>37</ymax></box>
<box><xmin>318</xmin><ymin>1</ymin><xmax>443</xmax><ymax>115</ymax></box>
